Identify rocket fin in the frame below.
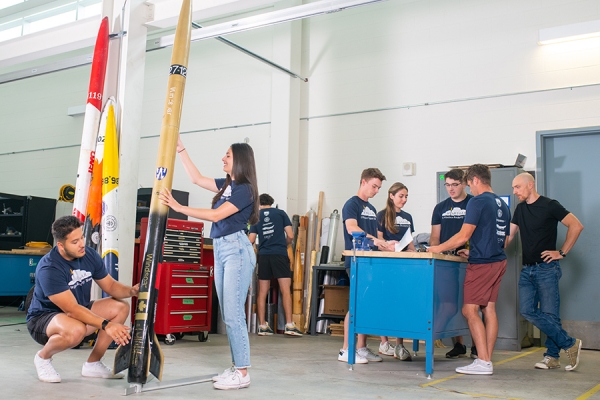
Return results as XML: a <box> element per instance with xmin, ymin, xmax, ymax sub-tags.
<box><xmin>149</xmin><ymin>333</ymin><xmax>164</xmax><ymax>381</ymax></box>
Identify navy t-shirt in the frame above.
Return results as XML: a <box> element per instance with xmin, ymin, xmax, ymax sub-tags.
<box><xmin>26</xmin><ymin>246</ymin><xmax>108</xmax><ymax>321</ymax></box>
<box><xmin>210</xmin><ymin>178</ymin><xmax>254</xmax><ymax>238</ymax></box>
<box><xmin>511</xmin><ymin>196</ymin><xmax>570</xmax><ymax>265</ymax></box>
<box><xmin>431</xmin><ymin>194</ymin><xmax>473</xmax><ymax>243</ymax></box>
<box><xmin>342</xmin><ymin>196</ymin><xmax>378</xmax><ymax>268</ymax></box>
<box><xmin>464</xmin><ymin>192</ymin><xmax>510</xmax><ymax>264</ymax></box>
<box><xmin>250</xmin><ymin>207</ymin><xmax>292</xmax><ymax>256</ymax></box>
<box><xmin>376</xmin><ymin>210</ymin><xmax>414</xmax><ymax>250</ymax></box>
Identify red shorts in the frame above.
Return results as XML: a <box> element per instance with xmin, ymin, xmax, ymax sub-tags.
<box><xmin>463</xmin><ymin>260</ymin><xmax>507</xmax><ymax>306</ymax></box>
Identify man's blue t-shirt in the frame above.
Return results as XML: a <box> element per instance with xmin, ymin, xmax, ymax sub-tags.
<box><xmin>26</xmin><ymin>246</ymin><xmax>108</xmax><ymax>321</ymax></box>
<box><xmin>464</xmin><ymin>192</ymin><xmax>510</xmax><ymax>264</ymax></box>
<box><xmin>250</xmin><ymin>207</ymin><xmax>292</xmax><ymax>256</ymax></box>
<box><xmin>376</xmin><ymin>210</ymin><xmax>414</xmax><ymax>250</ymax></box>
<box><xmin>210</xmin><ymin>178</ymin><xmax>254</xmax><ymax>238</ymax></box>
<box><xmin>431</xmin><ymin>194</ymin><xmax>473</xmax><ymax>243</ymax></box>
<box><xmin>342</xmin><ymin>196</ymin><xmax>378</xmax><ymax>268</ymax></box>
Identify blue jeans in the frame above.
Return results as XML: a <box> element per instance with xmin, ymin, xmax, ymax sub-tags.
<box><xmin>214</xmin><ymin>231</ymin><xmax>255</xmax><ymax>368</ymax></box>
<box><xmin>519</xmin><ymin>261</ymin><xmax>575</xmax><ymax>359</ymax></box>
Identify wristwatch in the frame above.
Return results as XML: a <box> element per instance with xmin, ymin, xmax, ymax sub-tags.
<box><xmin>559</xmin><ymin>250</ymin><xmax>566</xmax><ymax>258</ymax></box>
<box><xmin>101</xmin><ymin>319</ymin><xmax>110</xmax><ymax>331</ymax></box>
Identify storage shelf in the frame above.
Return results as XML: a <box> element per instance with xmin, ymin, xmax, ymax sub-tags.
<box><xmin>0</xmin><ymin>214</ymin><xmax>23</xmax><ymax>217</ymax></box>
<box><xmin>0</xmin><ymin>234</ymin><xmax>22</xmax><ymax>237</ymax></box>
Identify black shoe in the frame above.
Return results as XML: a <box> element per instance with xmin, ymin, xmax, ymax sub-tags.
<box><xmin>470</xmin><ymin>345</ymin><xmax>478</xmax><ymax>359</ymax></box>
<box><xmin>445</xmin><ymin>342</ymin><xmax>467</xmax><ymax>358</ymax></box>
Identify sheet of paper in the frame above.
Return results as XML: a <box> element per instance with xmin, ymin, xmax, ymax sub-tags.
<box><xmin>394</xmin><ymin>229</ymin><xmax>413</xmax><ymax>252</ymax></box>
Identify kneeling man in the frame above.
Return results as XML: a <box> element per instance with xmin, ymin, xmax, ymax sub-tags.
<box><xmin>26</xmin><ymin>216</ymin><xmax>139</xmax><ymax>383</ymax></box>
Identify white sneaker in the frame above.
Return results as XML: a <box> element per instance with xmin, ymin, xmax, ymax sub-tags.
<box><xmin>394</xmin><ymin>345</ymin><xmax>412</xmax><ymax>361</ymax></box>
<box><xmin>81</xmin><ymin>359</ymin><xmax>124</xmax><ymax>379</ymax></box>
<box><xmin>212</xmin><ymin>366</ymin><xmax>236</xmax><ymax>382</ymax></box>
<box><xmin>455</xmin><ymin>359</ymin><xmax>493</xmax><ymax>375</ymax></box>
<box><xmin>213</xmin><ymin>369</ymin><xmax>250</xmax><ymax>390</ymax></box>
<box><xmin>338</xmin><ymin>348</ymin><xmax>368</xmax><ymax>364</ymax></box>
<box><xmin>34</xmin><ymin>352</ymin><xmax>61</xmax><ymax>383</ymax></box>
<box><xmin>378</xmin><ymin>341</ymin><xmax>396</xmax><ymax>356</ymax></box>
<box><xmin>357</xmin><ymin>346</ymin><xmax>383</xmax><ymax>362</ymax></box>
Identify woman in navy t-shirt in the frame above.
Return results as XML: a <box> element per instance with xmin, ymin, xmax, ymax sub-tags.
<box><xmin>375</xmin><ymin>182</ymin><xmax>415</xmax><ymax>361</ymax></box>
<box><xmin>160</xmin><ymin>138</ymin><xmax>258</xmax><ymax>390</ymax></box>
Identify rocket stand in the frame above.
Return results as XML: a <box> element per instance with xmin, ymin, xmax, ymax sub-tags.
<box><xmin>124</xmin><ymin>374</ymin><xmax>216</xmax><ymax>395</ymax></box>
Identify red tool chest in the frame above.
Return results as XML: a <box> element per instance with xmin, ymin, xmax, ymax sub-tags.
<box><xmin>135</xmin><ymin>218</ymin><xmax>213</xmax><ymax>344</ymax></box>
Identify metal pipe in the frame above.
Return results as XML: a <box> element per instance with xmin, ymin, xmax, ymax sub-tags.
<box><xmin>301</xmin><ymin>83</ymin><xmax>600</xmax><ymax>121</ymax></box>
<box><xmin>192</xmin><ymin>22</ymin><xmax>307</xmax><ymax>82</ymax></box>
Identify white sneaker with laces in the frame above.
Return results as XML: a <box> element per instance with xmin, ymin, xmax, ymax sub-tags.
<box><xmin>81</xmin><ymin>359</ymin><xmax>124</xmax><ymax>379</ymax></box>
<box><xmin>455</xmin><ymin>359</ymin><xmax>493</xmax><ymax>375</ymax></box>
<box><xmin>338</xmin><ymin>348</ymin><xmax>368</xmax><ymax>364</ymax></box>
<box><xmin>212</xmin><ymin>366</ymin><xmax>236</xmax><ymax>382</ymax></box>
<box><xmin>357</xmin><ymin>346</ymin><xmax>383</xmax><ymax>362</ymax></box>
<box><xmin>378</xmin><ymin>341</ymin><xmax>396</xmax><ymax>356</ymax></box>
<box><xmin>34</xmin><ymin>352</ymin><xmax>61</xmax><ymax>383</ymax></box>
<box><xmin>213</xmin><ymin>369</ymin><xmax>250</xmax><ymax>390</ymax></box>
<box><xmin>394</xmin><ymin>345</ymin><xmax>412</xmax><ymax>361</ymax></box>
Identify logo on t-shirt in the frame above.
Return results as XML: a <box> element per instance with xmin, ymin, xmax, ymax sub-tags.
<box><xmin>497</xmin><ymin>209</ymin><xmax>503</xmax><ymax>218</ymax></box>
<box><xmin>441</xmin><ymin>207</ymin><xmax>467</xmax><ymax>219</ymax></box>
<box><xmin>68</xmin><ymin>269</ymin><xmax>93</xmax><ymax>290</ymax></box>
<box><xmin>395</xmin><ymin>216</ymin><xmax>412</xmax><ymax>226</ymax></box>
<box><xmin>222</xmin><ymin>185</ymin><xmax>232</xmax><ymax>199</ymax></box>
<box><xmin>361</xmin><ymin>206</ymin><xmax>377</xmax><ymax>219</ymax></box>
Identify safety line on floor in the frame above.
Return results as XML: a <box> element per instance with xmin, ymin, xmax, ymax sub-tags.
<box><xmin>424</xmin><ymin>385</ymin><xmax>521</xmax><ymax>399</ymax></box>
<box><xmin>576</xmin><ymin>383</ymin><xmax>600</xmax><ymax>400</ymax></box>
<box><xmin>420</xmin><ymin>347</ymin><xmax>544</xmax><ymax>388</ymax></box>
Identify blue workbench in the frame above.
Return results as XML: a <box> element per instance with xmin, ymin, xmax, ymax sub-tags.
<box><xmin>0</xmin><ymin>252</ymin><xmax>43</xmax><ymax>296</ymax></box>
<box><xmin>343</xmin><ymin>250</ymin><xmax>468</xmax><ymax>378</ymax></box>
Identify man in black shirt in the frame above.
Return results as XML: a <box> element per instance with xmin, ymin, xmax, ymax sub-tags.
<box><xmin>508</xmin><ymin>173</ymin><xmax>584</xmax><ymax>371</ymax></box>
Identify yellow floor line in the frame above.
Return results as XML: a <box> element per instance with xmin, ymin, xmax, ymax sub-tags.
<box><xmin>576</xmin><ymin>383</ymin><xmax>600</xmax><ymax>400</ymax></box>
<box><xmin>427</xmin><ymin>385</ymin><xmax>521</xmax><ymax>399</ymax></box>
<box><xmin>493</xmin><ymin>347</ymin><xmax>544</xmax><ymax>366</ymax></box>
<box><xmin>420</xmin><ymin>347</ymin><xmax>544</xmax><ymax>388</ymax></box>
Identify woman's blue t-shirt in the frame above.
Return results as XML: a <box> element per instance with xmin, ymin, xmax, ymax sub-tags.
<box><xmin>376</xmin><ymin>209</ymin><xmax>414</xmax><ymax>250</ymax></box>
<box><xmin>210</xmin><ymin>178</ymin><xmax>254</xmax><ymax>239</ymax></box>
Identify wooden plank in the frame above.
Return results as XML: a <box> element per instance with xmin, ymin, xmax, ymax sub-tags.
<box><xmin>341</xmin><ymin>250</ymin><xmax>465</xmax><ymax>263</ymax></box>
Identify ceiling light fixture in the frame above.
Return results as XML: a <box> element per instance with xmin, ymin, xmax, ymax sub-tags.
<box><xmin>538</xmin><ymin>19</ymin><xmax>600</xmax><ymax>45</ymax></box>
<box><xmin>155</xmin><ymin>0</ymin><xmax>387</xmax><ymax>48</ymax></box>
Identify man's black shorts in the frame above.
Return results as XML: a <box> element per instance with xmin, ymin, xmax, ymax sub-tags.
<box><xmin>258</xmin><ymin>254</ymin><xmax>291</xmax><ymax>280</ymax></box>
<box><xmin>27</xmin><ymin>302</ymin><xmax>94</xmax><ymax>345</ymax></box>
<box><xmin>27</xmin><ymin>312</ymin><xmax>61</xmax><ymax>345</ymax></box>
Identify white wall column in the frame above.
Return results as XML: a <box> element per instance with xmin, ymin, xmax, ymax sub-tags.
<box><xmin>268</xmin><ymin>0</ymin><xmax>303</xmax><ymax>214</ymax></box>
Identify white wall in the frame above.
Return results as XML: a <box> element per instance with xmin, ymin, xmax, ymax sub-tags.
<box><xmin>1</xmin><ymin>0</ymin><xmax>600</xmax><ymax>261</ymax></box>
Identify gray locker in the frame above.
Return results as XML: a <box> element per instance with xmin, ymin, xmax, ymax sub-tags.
<box><xmin>436</xmin><ymin>167</ymin><xmax>530</xmax><ymax>351</ymax></box>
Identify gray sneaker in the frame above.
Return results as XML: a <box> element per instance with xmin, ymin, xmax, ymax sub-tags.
<box><xmin>564</xmin><ymin>338</ymin><xmax>582</xmax><ymax>371</ymax></box>
<box><xmin>378</xmin><ymin>341</ymin><xmax>396</xmax><ymax>356</ymax></box>
<box><xmin>357</xmin><ymin>346</ymin><xmax>383</xmax><ymax>362</ymax></box>
<box><xmin>535</xmin><ymin>356</ymin><xmax>560</xmax><ymax>369</ymax></box>
<box><xmin>394</xmin><ymin>345</ymin><xmax>412</xmax><ymax>361</ymax></box>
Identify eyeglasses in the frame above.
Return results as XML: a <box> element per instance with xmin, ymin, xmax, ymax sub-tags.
<box><xmin>444</xmin><ymin>183</ymin><xmax>461</xmax><ymax>188</ymax></box>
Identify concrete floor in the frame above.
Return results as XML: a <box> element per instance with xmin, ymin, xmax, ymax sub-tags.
<box><xmin>1</xmin><ymin>306</ymin><xmax>599</xmax><ymax>400</ymax></box>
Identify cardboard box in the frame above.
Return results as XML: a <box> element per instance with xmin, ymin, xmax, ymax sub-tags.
<box><xmin>323</xmin><ymin>285</ymin><xmax>350</xmax><ymax>316</ymax></box>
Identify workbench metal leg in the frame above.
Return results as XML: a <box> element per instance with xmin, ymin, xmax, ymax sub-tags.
<box><xmin>425</xmin><ymin>339</ymin><xmax>434</xmax><ymax>376</ymax></box>
<box><xmin>413</xmin><ymin>338</ymin><xmax>419</xmax><ymax>357</ymax></box>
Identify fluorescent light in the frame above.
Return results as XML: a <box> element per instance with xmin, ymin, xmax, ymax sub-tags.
<box><xmin>538</xmin><ymin>19</ymin><xmax>600</xmax><ymax>45</ymax></box>
<box><xmin>156</xmin><ymin>0</ymin><xmax>386</xmax><ymax>48</ymax></box>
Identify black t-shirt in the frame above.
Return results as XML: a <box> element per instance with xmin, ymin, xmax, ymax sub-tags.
<box><xmin>249</xmin><ymin>208</ymin><xmax>292</xmax><ymax>256</ymax></box>
<box><xmin>511</xmin><ymin>196</ymin><xmax>570</xmax><ymax>265</ymax></box>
